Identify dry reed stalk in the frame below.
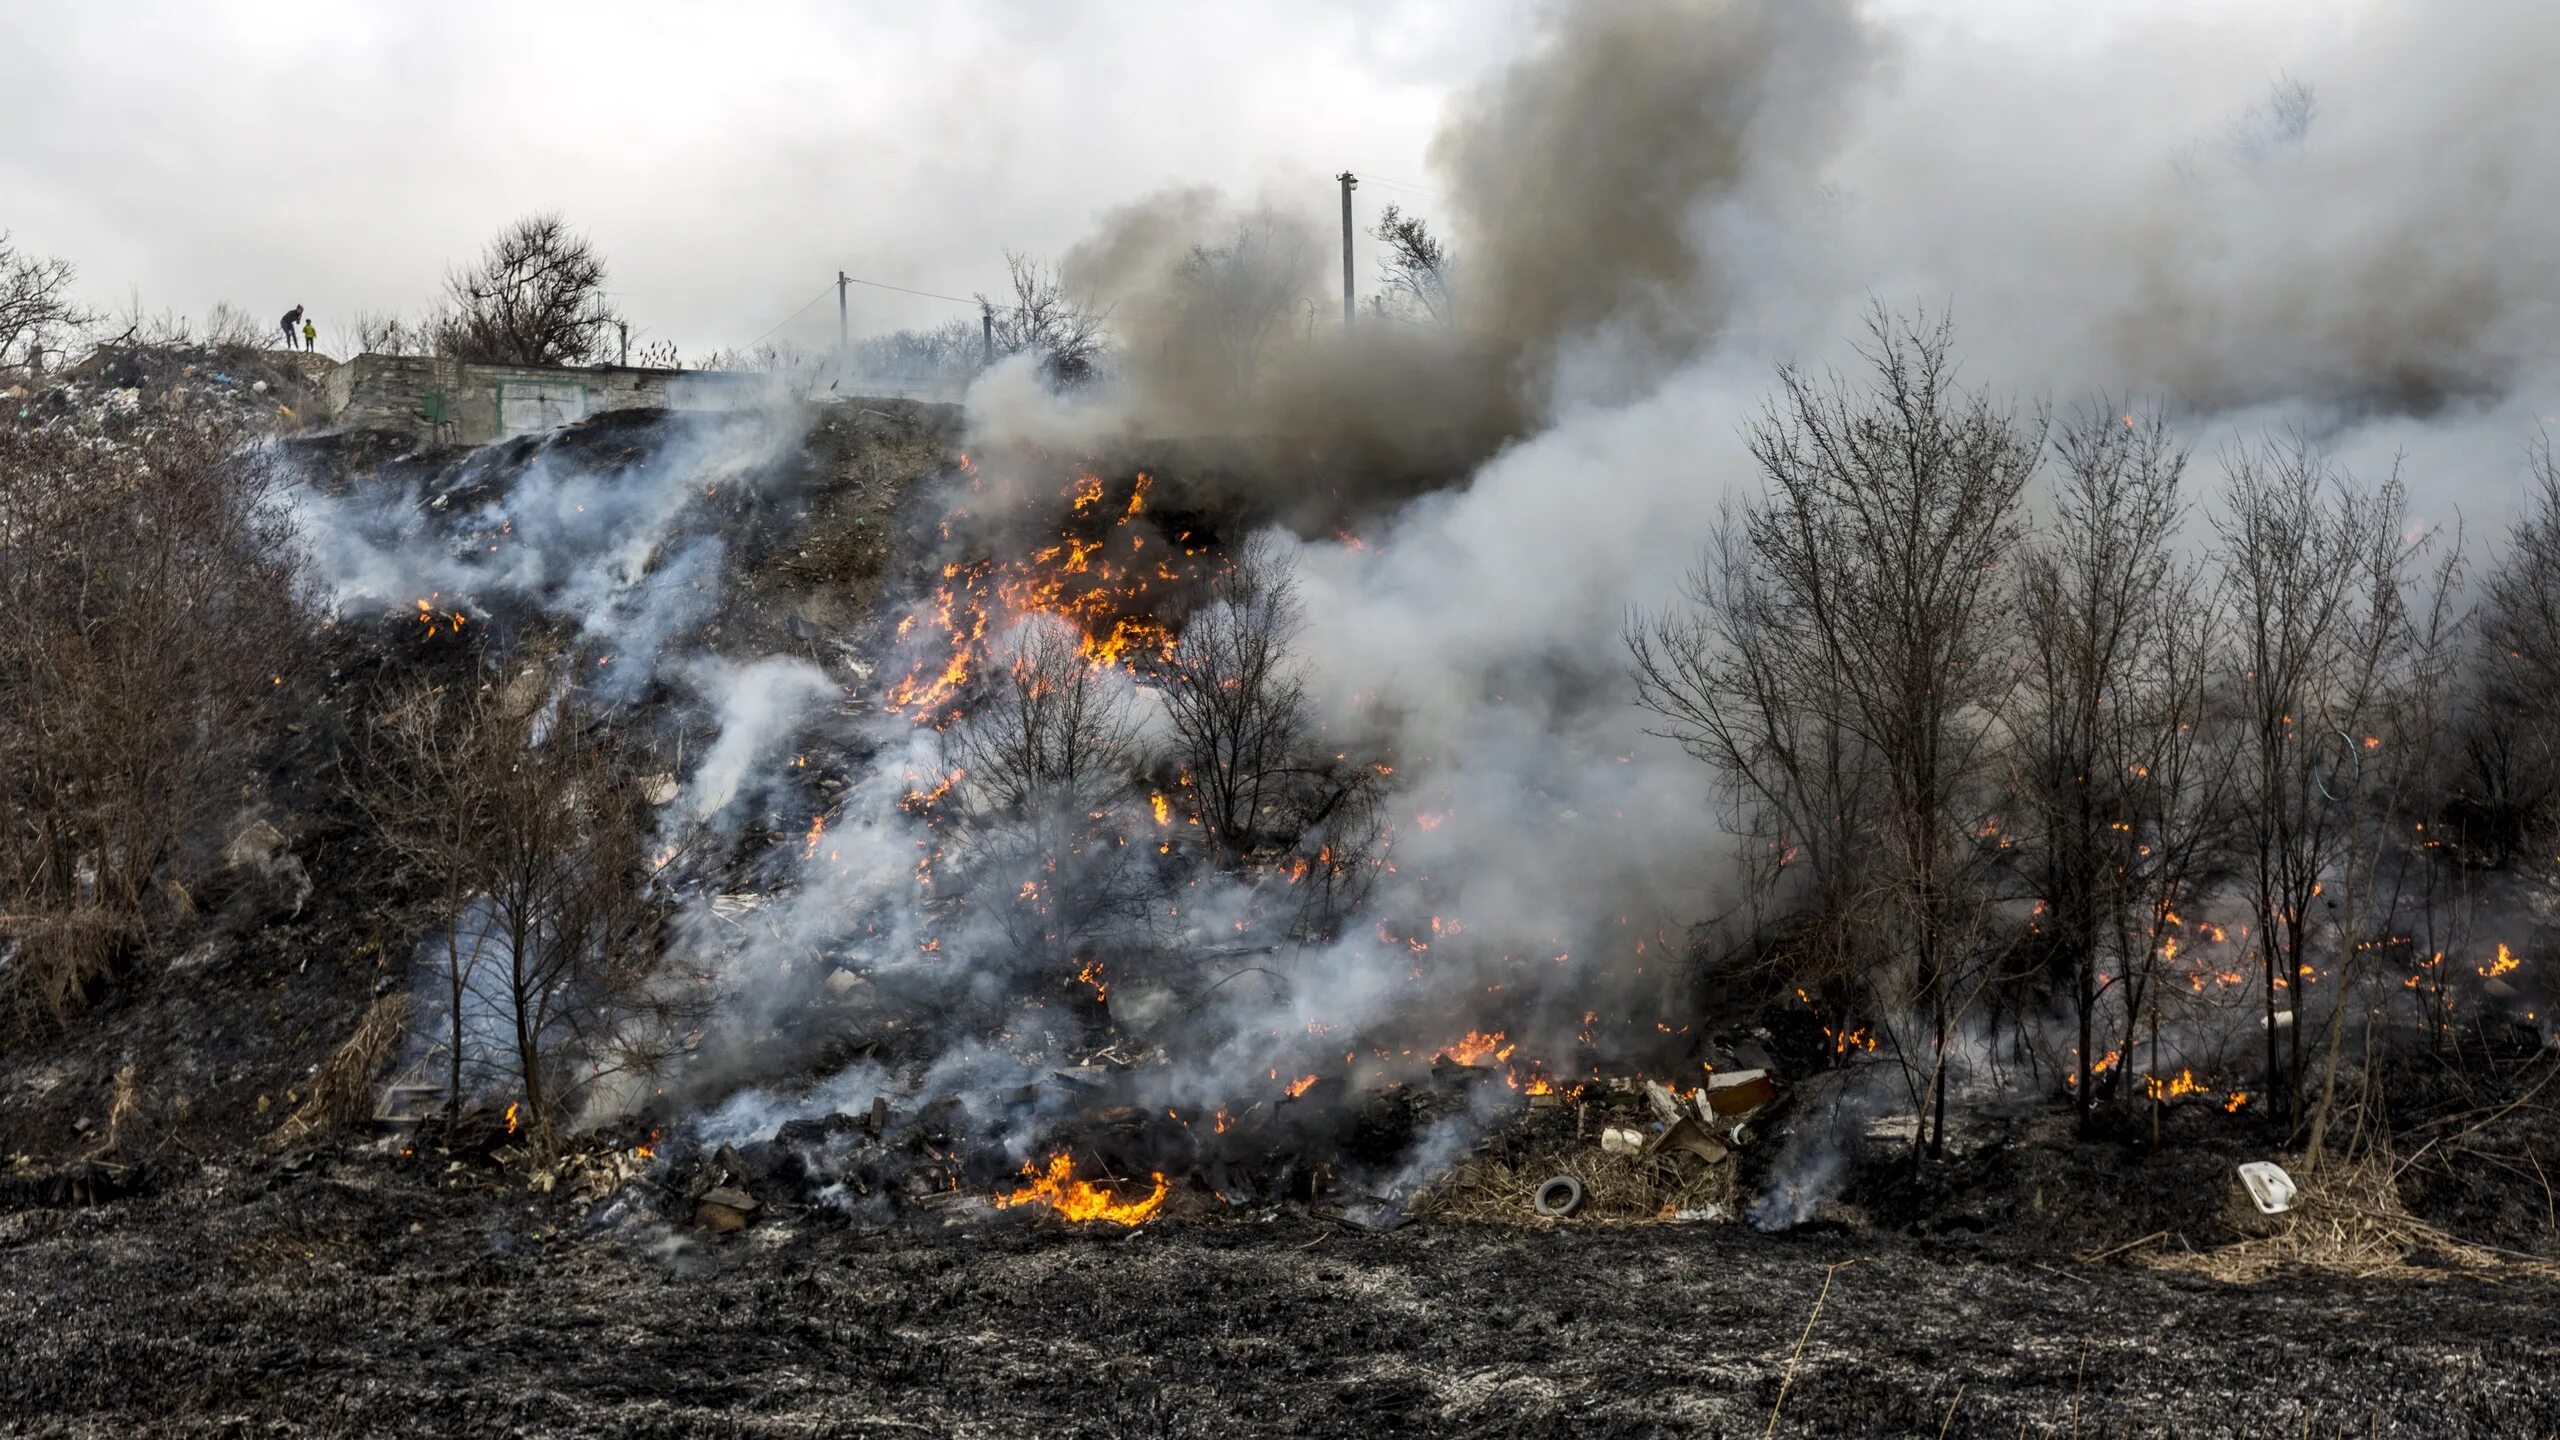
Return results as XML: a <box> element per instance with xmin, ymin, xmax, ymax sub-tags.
<box><xmin>271</xmin><ymin>993</ymin><xmax>411</xmax><ymax>1146</ymax></box>
<box><xmin>2147</xmin><ymin>1155</ymin><xmax>2560</xmax><ymax>1283</ymax></box>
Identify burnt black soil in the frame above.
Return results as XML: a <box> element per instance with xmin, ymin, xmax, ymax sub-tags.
<box><xmin>4</xmin><ymin>1152</ymin><xmax>2557</xmax><ymax>1439</ymax></box>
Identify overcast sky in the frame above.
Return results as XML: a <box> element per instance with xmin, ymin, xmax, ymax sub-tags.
<box><xmin>1</xmin><ymin>0</ymin><xmax>2363</xmax><ymax>362</ymax></box>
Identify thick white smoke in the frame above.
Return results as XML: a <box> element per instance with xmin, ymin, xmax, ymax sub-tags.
<box><xmin>291</xmin><ymin>0</ymin><xmax>2560</xmax><ymax>1179</ymax></box>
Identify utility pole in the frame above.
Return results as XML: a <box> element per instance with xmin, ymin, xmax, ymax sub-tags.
<box><xmin>837</xmin><ymin>271</ymin><xmax>850</xmax><ymax>355</ymax></box>
<box><xmin>1337</xmin><ymin>171</ymin><xmax>1358</xmax><ymax>328</ymax></box>
<box><xmin>617</xmin><ymin>320</ymin><xmax>629</xmax><ymax>368</ymax></box>
<box><xmin>981</xmin><ymin>305</ymin><xmax>995</xmax><ymax>368</ymax></box>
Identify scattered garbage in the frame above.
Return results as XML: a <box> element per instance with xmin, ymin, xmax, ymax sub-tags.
<box><xmin>1533</xmin><ymin>1175</ymin><xmax>1587</xmax><ymax>1218</ymax></box>
<box><xmin>1705</xmin><ymin>1068</ymin><xmax>1776</xmax><ymax>1117</ymax></box>
<box><xmin>2238</xmin><ymin>1161</ymin><xmax>2298</xmax><ymax>1215</ymax></box>
<box><xmin>694</xmin><ymin>1185</ymin><xmax>761</xmax><ymax>1232</ymax></box>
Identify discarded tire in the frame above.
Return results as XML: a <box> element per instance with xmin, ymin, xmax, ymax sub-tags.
<box><xmin>1533</xmin><ymin>1175</ymin><xmax>1586</xmax><ymax>1218</ymax></box>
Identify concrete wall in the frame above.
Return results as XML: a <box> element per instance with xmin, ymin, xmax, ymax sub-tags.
<box><xmin>323</xmin><ymin>353</ymin><xmax>770</xmax><ymax>444</ymax></box>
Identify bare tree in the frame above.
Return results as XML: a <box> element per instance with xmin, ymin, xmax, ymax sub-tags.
<box><xmin>350</xmin><ymin>683</ymin><xmax>496</xmax><ymax>1116</ymax></box>
<box><xmin>433</xmin><ymin>213</ymin><xmax>621</xmax><ymax>367</ymax></box>
<box><xmin>2215</xmin><ymin>436</ymin><xmax>2416</xmax><ymax>1129</ymax></box>
<box><xmin>354</xmin><ymin>670</ymin><xmax>692</xmax><ymax>1154</ymax></box>
<box><xmin>2456</xmin><ymin>435</ymin><xmax>2560</xmax><ymax>865</ymax></box>
<box><xmin>0</xmin><ymin>233</ymin><xmax>93</xmax><ymax>378</ymax></box>
<box><xmin>1370</xmin><ymin>204</ymin><xmax>1454</xmax><ymax>325</ymax></box>
<box><xmin>1631</xmin><ymin>307</ymin><xmax>2040</xmax><ymax>1156</ymax></box>
<box><xmin>979</xmin><ymin>252</ymin><xmax>1110</xmax><ymax>386</ymax></box>
<box><xmin>846</xmin><ymin>319</ymin><xmax>982</xmax><ymax>396</ymax></box>
<box><xmin>0</xmin><ymin>417</ymin><xmax>308</xmax><ymax>1033</ymax></box>
<box><xmin>2015</xmin><ymin>402</ymin><xmax>2212</xmax><ymax>1118</ymax></box>
<box><xmin>2227</xmin><ymin>74</ymin><xmax>2317</xmax><ymax>161</ymax></box>
<box><xmin>1169</xmin><ymin>223</ymin><xmax>1309</xmax><ymax>405</ymax></box>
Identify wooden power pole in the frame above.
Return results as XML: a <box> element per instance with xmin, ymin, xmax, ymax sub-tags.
<box><xmin>837</xmin><ymin>272</ymin><xmax>849</xmax><ymax>354</ymax></box>
<box><xmin>1337</xmin><ymin>171</ymin><xmax>1358</xmax><ymax>328</ymax></box>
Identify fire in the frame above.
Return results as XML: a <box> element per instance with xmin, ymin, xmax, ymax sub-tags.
<box><xmin>802</xmin><ymin>814</ymin><xmax>827</xmax><ymax>859</ymax></box>
<box><xmin>2224</xmin><ymin>1091</ymin><xmax>2249</xmax><ymax>1112</ymax></box>
<box><xmin>1284</xmin><ymin>1074</ymin><xmax>1319</xmax><ymax>1098</ymax></box>
<box><xmin>1435</xmin><ymin>1030</ymin><xmax>1514</xmax><ymax>1066</ymax></box>
<box><xmin>1823</xmin><ymin>1024</ymin><xmax>1878</xmax><ymax>1056</ymax></box>
<box><xmin>992</xmin><ymin>1152</ymin><xmax>1168</xmax><ymax>1226</ymax></box>
<box><xmin>410</xmin><ymin>594</ymin><xmax>469</xmax><ymax>638</ymax></box>
<box><xmin>1150</xmin><ymin>792</ymin><xmax>1172</xmax><ymax>827</ymax></box>
<box><xmin>2144</xmin><ymin>1068</ymin><xmax>2206</xmax><ymax>1101</ymax></box>
<box><xmin>885</xmin><ymin>470</ymin><xmax>1220</xmax><ymax>718</ymax></box>
<box><xmin>2480</xmin><ymin>943</ymin><xmax>2521</xmax><ymax>978</ymax></box>
<box><xmin>901</xmin><ymin>768</ymin><xmax>964</xmax><ymax>812</ymax></box>
<box><xmin>504</xmin><ymin>1102</ymin><xmax>520</xmax><ymax>1135</ymax></box>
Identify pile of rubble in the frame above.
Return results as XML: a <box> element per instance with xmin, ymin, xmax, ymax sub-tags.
<box><xmin>1417</xmin><ymin>1069</ymin><xmax>1777</xmax><ymax>1225</ymax></box>
<box><xmin>6</xmin><ymin>341</ymin><xmax>328</xmax><ymax>434</ymax></box>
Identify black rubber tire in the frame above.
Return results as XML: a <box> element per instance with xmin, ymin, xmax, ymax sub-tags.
<box><xmin>1533</xmin><ymin>1174</ymin><xmax>1586</xmax><ymax>1218</ymax></box>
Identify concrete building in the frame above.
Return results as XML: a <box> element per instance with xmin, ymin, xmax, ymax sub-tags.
<box><xmin>320</xmin><ymin>353</ymin><xmax>770</xmax><ymax>445</ymax></box>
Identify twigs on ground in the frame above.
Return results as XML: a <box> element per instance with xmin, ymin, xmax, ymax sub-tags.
<box><xmin>1766</xmin><ymin>1259</ymin><xmax>1857</xmax><ymax>1438</ymax></box>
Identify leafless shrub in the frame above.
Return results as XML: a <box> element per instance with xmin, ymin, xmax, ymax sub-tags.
<box><xmin>201</xmin><ymin>301</ymin><xmax>269</xmax><ymax>350</ymax></box>
<box><xmin>0</xmin><ymin>417</ymin><xmax>308</xmax><ymax>1035</ymax></box>
<box><xmin>0</xmin><ymin>232</ymin><xmax>93</xmax><ymax>378</ymax></box>
<box><xmin>947</xmin><ymin>617</ymin><xmax>1154</xmax><ymax>973</ymax></box>
<box><xmin>1159</xmin><ymin>538</ymin><xmax>1312</xmax><ymax>870</ymax></box>
<box><xmin>433</xmin><ymin>212</ymin><xmax>621</xmax><ymax>367</ymax></box>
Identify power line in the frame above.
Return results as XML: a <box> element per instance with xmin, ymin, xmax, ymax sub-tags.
<box><xmin>740</xmin><ymin>284</ymin><xmax>834</xmax><ymax>350</ymax></box>
<box><xmin>1361</xmin><ymin>173</ymin><xmax>1455</xmax><ymax>204</ymax></box>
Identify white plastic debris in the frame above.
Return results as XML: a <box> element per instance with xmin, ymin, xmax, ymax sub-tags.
<box><xmin>1599</xmin><ymin>1126</ymin><xmax>1646</xmax><ymax>1155</ymax></box>
<box><xmin>2238</xmin><ymin>1161</ymin><xmax>2299</xmax><ymax>1215</ymax></box>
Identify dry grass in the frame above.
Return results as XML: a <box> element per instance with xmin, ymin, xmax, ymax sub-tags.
<box><xmin>270</xmin><ymin>993</ymin><xmax>410</xmax><ymax>1147</ymax></box>
<box><xmin>2146</xmin><ymin>1155</ymin><xmax>2560</xmax><ymax>1283</ymax></box>
<box><xmin>0</xmin><ymin>910</ymin><xmax>137</xmax><ymax>1037</ymax></box>
<box><xmin>1417</xmin><ymin>1145</ymin><xmax>1736</xmax><ymax>1226</ymax></box>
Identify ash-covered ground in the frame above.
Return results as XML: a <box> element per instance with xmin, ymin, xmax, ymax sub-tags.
<box><xmin>9</xmin><ymin>370</ymin><xmax>2560</xmax><ymax>1438</ymax></box>
<box><xmin>6</xmin><ymin>1146</ymin><xmax>2560</xmax><ymax>1439</ymax></box>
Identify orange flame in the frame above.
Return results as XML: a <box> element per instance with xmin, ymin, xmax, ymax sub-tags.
<box><xmin>993</xmin><ymin>1152</ymin><xmax>1168</xmax><ymax>1225</ymax></box>
<box><xmin>1284</xmin><ymin>1074</ymin><xmax>1319</xmax><ymax>1098</ymax></box>
<box><xmin>1435</xmin><ymin>1030</ymin><xmax>1513</xmax><ymax>1067</ymax></box>
<box><xmin>504</xmin><ymin>1102</ymin><xmax>520</xmax><ymax>1135</ymax></box>
<box><xmin>2144</xmin><ymin>1068</ymin><xmax>2205</xmax><ymax>1101</ymax></box>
